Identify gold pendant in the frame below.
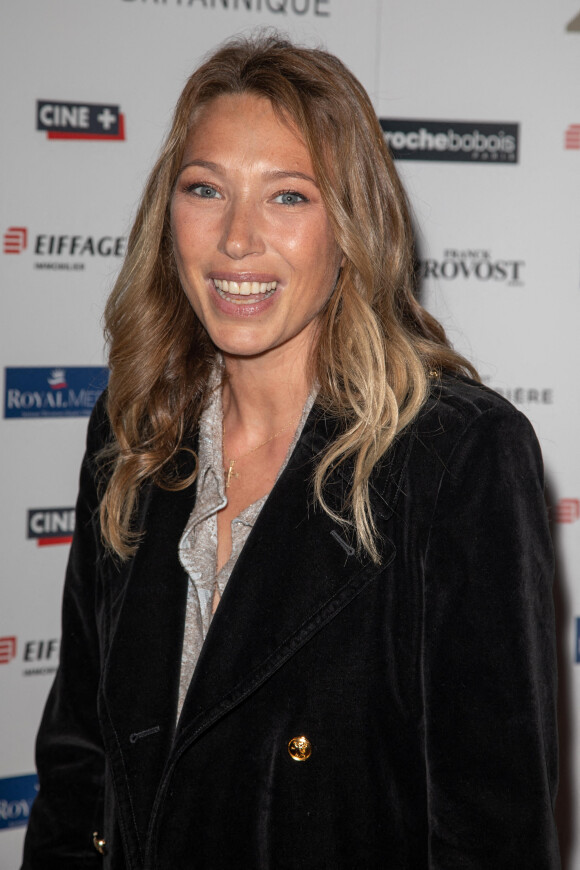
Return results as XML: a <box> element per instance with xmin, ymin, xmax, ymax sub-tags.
<box><xmin>225</xmin><ymin>458</ymin><xmax>239</xmax><ymax>489</ymax></box>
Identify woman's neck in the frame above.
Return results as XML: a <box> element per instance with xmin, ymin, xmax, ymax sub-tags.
<box><xmin>221</xmin><ymin>343</ymin><xmax>313</xmax><ymax>444</ymax></box>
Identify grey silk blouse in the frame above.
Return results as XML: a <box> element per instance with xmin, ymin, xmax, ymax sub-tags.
<box><xmin>177</xmin><ymin>375</ymin><xmax>315</xmax><ymax>718</ymax></box>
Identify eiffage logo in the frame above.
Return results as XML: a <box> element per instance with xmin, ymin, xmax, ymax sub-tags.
<box><xmin>0</xmin><ymin>637</ymin><xmax>17</xmax><ymax>665</ymax></box>
<box><xmin>3</xmin><ymin>227</ymin><xmax>27</xmax><ymax>254</ymax></box>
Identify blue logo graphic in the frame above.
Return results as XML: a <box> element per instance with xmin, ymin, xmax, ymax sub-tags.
<box><xmin>0</xmin><ymin>773</ymin><xmax>38</xmax><ymax>830</ymax></box>
<box><xmin>4</xmin><ymin>366</ymin><xmax>108</xmax><ymax>419</ymax></box>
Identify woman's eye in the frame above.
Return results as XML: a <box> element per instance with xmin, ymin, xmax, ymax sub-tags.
<box><xmin>187</xmin><ymin>184</ymin><xmax>221</xmax><ymax>199</ymax></box>
<box><xmin>274</xmin><ymin>191</ymin><xmax>307</xmax><ymax>205</ymax></box>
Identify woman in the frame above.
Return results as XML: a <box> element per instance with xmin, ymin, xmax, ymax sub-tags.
<box><xmin>22</xmin><ymin>34</ymin><xmax>560</xmax><ymax>869</ymax></box>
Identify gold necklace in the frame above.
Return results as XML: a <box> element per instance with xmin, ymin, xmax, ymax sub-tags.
<box><xmin>223</xmin><ymin>418</ymin><xmax>297</xmax><ymax>489</ymax></box>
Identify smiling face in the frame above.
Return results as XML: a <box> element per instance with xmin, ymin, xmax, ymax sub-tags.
<box><xmin>170</xmin><ymin>92</ymin><xmax>343</xmax><ymax>367</ymax></box>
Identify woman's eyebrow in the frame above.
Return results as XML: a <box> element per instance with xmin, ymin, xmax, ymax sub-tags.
<box><xmin>178</xmin><ymin>158</ymin><xmax>221</xmax><ymax>174</ymax></box>
<box><xmin>178</xmin><ymin>159</ymin><xmax>318</xmax><ymax>186</ymax></box>
<box><xmin>262</xmin><ymin>169</ymin><xmax>318</xmax><ymax>186</ymax></box>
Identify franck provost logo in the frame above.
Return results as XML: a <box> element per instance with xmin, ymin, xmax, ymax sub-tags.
<box><xmin>419</xmin><ymin>249</ymin><xmax>525</xmax><ymax>285</ymax></box>
<box><xmin>0</xmin><ymin>774</ymin><xmax>39</xmax><ymax>830</ymax></box>
<box><xmin>37</xmin><ymin>101</ymin><xmax>125</xmax><ymax>140</ymax></box>
<box><xmin>27</xmin><ymin>507</ymin><xmax>75</xmax><ymax>545</ymax></box>
<box><xmin>380</xmin><ymin>119</ymin><xmax>519</xmax><ymax>163</ymax></box>
<box><xmin>4</xmin><ymin>367</ymin><xmax>108</xmax><ymax>419</ymax></box>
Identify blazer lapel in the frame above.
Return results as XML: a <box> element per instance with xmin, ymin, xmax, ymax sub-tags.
<box><xmin>174</xmin><ymin>408</ymin><xmax>399</xmax><ymax>748</ymax></box>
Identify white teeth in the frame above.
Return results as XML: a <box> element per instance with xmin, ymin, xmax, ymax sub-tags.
<box><xmin>213</xmin><ymin>278</ymin><xmax>277</xmax><ymax>299</ymax></box>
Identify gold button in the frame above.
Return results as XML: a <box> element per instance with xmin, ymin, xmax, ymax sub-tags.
<box><xmin>288</xmin><ymin>735</ymin><xmax>312</xmax><ymax>761</ymax></box>
<box><xmin>92</xmin><ymin>832</ymin><xmax>107</xmax><ymax>855</ymax></box>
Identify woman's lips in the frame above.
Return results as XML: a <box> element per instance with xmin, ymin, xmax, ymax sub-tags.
<box><xmin>211</xmin><ymin>277</ymin><xmax>278</xmax><ymax>303</ymax></box>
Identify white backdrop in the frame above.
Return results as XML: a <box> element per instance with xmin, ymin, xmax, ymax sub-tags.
<box><xmin>1</xmin><ymin>1</ymin><xmax>579</xmax><ymax>866</ymax></box>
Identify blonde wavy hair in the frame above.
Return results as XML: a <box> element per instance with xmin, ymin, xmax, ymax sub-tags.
<box><xmin>100</xmin><ymin>32</ymin><xmax>476</xmax><ymax>562</ymax></box>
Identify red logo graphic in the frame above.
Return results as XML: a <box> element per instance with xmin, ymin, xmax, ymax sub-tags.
<box><xmin>565</xmin><ymin>125</ymin><xmax>580</xmax><ymax>149</ymax></box>
<box><xmin>555</xmin><ymin>498</ymin><xmax>580</xmax><ymax>523</ymax></box>
<box><xmin>47</xmin><ymin>369</ymin><xmax>67</xmax><ymax>390</ymax></box>
<box><xmin>0</xmin><ymin>637</ymin><xmax>17</xmax><ymax>665</ymax></box>
<box><xmin>3</xmin><ymin>227</ymin><xmax>27</xmax><ymax>254</ymax></box>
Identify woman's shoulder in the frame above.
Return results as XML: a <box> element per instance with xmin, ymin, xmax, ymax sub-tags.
<box><xmin>398</xmin><ymin>371</ymin><xmax>545</xmax><ymax>490</ymax></box>
<box><xmin>418</xmin><ymin>371</ymin><xmax>537</xmax><ymax>445</ymax></box>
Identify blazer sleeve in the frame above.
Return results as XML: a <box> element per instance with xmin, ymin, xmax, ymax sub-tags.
<box><xmin>21</xmin><ymin>398</ymin><xmax>110</xmax><ymax>869</ymax></box>
<box><xmin>421</xmin><ymin>405</ymin><xmax>560</xmax><ymax>868</ymax></box>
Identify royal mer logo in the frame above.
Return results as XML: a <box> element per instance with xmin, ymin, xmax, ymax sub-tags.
<box><xmin>2</xmin><ymin>225</ymin><xmax>126</xmax><ymax>271</ymax></box>
<box><xmin>121</xmin><ymin>0</ymin><xmax>330</xmax><ymax>15</ymax></box>
<box><xmin>27</xmin><ymin>507</ymin><xmax>75</xmax><ymax>546</ymax></box>
<box><xmin>0</xmin><ymin>774</ymin><xmax>39</xmax><ymax>831</ymax></box>
<box><xmin>418</xmin><ymin>249</ymin><xmax>525</xmax><ymax>285</ymax></box>
<box><xmin>380</xmin><ymin>119</ymin><xmax>519</xmax><ymax>163</ymax></box>
<box><xmin>4</xmin><ymin>367</ymin><xmax>108</xmax><ymax>419</ymax></box>
<box><xmin>37</xmin><ymin>101</ymin><xmax>125</xmax><ymax>140</ymax></box>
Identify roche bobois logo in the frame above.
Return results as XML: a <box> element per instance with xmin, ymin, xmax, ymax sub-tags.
<box><xmin>36</xmin><ymin>101</ymin><xmax>125</xmax><ymax>140</ymax></box>
<box><xmin>380</xmin><ymin>119</ymin><xmax>519</xmax><ymax>163</ymax></box>
<box><xmin>4</xmin><ymin>366</ymin><xmax>108</xmax><ymax>419</ymax></box>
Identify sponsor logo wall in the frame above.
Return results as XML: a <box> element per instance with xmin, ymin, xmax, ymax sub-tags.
<box><xmin>1</xmin><ymin>1</ymin><xmax>579</xmax><ymax>867</ymax></box>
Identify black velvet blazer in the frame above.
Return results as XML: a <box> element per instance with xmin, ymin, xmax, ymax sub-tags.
<box><xmin>21</xmin><ymin>374</ymin><xmax>560</xmax><ymax>869</ymax></box>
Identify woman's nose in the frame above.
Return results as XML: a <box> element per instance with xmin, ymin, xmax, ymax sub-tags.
<box><xmin>218</xmin><ymin>197</ymin><xmax>265</xmax><ymax>260</ymax></box>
